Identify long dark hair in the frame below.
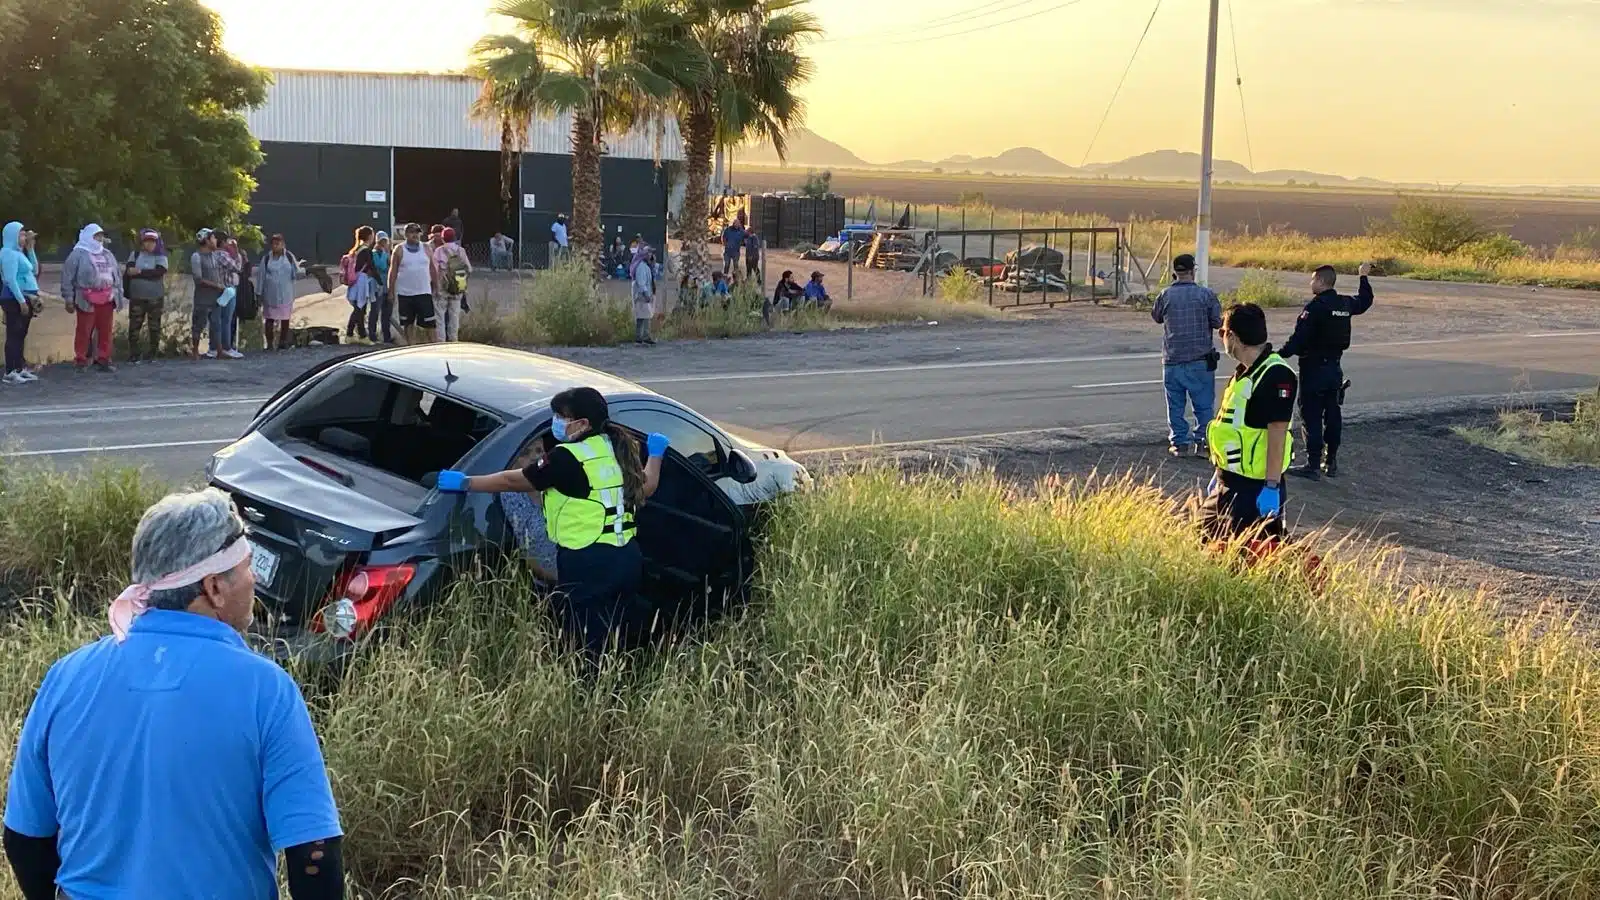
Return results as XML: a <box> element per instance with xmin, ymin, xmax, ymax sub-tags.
<box><xmin>349</xmin><ymin>225</ymin><xmax>374</xmax><ymax>257</ymax></box>
<box><xmin>551</xmin><ymin>387</ymin><xmax>645</xmax><ymax>509</ymax></box>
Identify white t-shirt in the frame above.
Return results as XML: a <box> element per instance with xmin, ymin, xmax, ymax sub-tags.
<box><xmin>551</xmin><ymin>222</ymin><xmax>568</xmax><ymax>247</ymax></box>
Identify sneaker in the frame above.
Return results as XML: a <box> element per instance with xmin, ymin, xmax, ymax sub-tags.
<box><xmin>223</xmin><ymin>349</ymin><xmax>245</xmax><ymax>359</ymax></box>
<box><xmin>2</xmin><ymin>372</ymin><xmax>25</xmax><ymax>385</ymax></box>
<box><xmin>93</xmin><ymin>362</ymin><xmax>117</xmax><ymax>373</ymax></box>
<box><xmin>201</xmin><ymin>350</ymin><xmax>218</xmax><ymax>360</ymax></box>
<box><xmin>16</xmin><ymin>370</ymin><xmax>38</xmax><ymax>382</ymax></box>
<box><xmin>1169</xmin><ymin>444</ymin><xmax>1192</xmax><ymax>457</ymax></box>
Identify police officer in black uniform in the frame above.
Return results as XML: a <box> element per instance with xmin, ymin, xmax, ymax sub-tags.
<box><xmin>1279</xmin><ymin>262</ymin><xmax>1375</xmax><ymax>480</ymax></box>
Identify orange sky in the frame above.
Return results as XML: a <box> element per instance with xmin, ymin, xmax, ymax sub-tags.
<box><xmin>206</xmin><ymin>0</ymin><xmax>1600</xmax><ymax>185</ymax></box>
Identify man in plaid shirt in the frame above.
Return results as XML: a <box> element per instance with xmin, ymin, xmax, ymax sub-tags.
<box><xmin>1150</xmin><ymin>254</ymin><xmax>1223</xmax><ymax>455</ymax></box>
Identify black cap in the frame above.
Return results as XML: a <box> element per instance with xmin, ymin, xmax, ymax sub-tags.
<box><xmin>1173</xmin><ymin>254</ymin><xmax>1196</xmax><ymax>273</ymax></box>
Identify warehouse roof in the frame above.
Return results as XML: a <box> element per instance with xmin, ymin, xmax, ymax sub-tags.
<box><xmin>244</xmin><ymin>69</ymin><xmax>683</xmax><ymax>162</ymax></box>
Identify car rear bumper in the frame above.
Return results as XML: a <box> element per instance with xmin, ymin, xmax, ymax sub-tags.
<box><xmin>245</xmin><ymin>625</ymin><xmax>353</xmax><ymax>666</ymax></box>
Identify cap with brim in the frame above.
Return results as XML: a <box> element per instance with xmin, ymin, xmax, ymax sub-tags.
<box><xmin>140</xmin><ymin>229</ymin><xmax>159</xmax><ymax>240</ymax></box>
<box><xmin>1173</xmin><ymin>253</ymin><xmax>1196</xmax><ymax>272</ymax></box>
<box><xmin>195</xmin><ymin>228</ymin><xmax>213</xmax><ymax>242</ymax></box>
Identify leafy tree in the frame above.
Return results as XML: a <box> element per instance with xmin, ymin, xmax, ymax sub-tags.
<box><xmin>796</xmin><ymin>168</ymin><xmax>830</xmax><ymax>198</ymax></box>
<box><xmin>673</xmin><ymin>0</ymin><xmax>818</xmax><ymax>287</ymax></box>
<box><xmin>472</xmin><ymin>0</ymin><xmax>692</xmax><ymax>267</ymax></box>
<box><xmin>0</xmin><ymin>0</ymin><xmax>266</xmax><ymax>248</ymax></box>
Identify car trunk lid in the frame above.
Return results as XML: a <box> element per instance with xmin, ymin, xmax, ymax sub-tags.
<box><xmin>209</xmin><ymin>433</ymin><xmax>424</xmax><ymax>629</ymax></box>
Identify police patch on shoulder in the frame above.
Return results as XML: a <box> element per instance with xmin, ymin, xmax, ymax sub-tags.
<box><xmin>1298</xmin><ymin>311</ymin><xmax>1310</xmax><ymax>320</ymax></box>
<box><xmin>1278</xmin><ymin>387</ymin><xmax>1291</xmax><ymax>398</ymax></box>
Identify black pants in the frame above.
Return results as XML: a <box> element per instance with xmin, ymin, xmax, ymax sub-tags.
<box><xmin>1</xmin><ymin>297</ymin><xmax>29</xmax><ymax>373</ymax></box>
<box><xmin>554</xmin><ymin>541</ymin><xmax>644</xmax><ymax>657</ymax></box>
<box><xmin>1200</xmin><ymin>473</ymin><xmax>1286</xmax><ymax>541</ymax></box>
<box><xmin>1299</xmin><ymin>363</ymin><xmax>1343</xmax><ymax>467</ymax></box>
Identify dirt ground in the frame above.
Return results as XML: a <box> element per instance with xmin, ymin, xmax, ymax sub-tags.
<box><xmin>822</xmin><ymin>407</ymin><xmax>1600</xmax><ymax>618</ymax></box>
<box><xmin>736</xmin><ymin>167</ymin><xmax>1600</xmax><ymax>246</ymax></box>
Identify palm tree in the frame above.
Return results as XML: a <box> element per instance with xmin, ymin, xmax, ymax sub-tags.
<box><xmin>674</xmin><ymin>0</ymin><xmax>819</xmax><ymax>287</ymax></box>
<box><xmin>472</xmin><ymin>0</ymin><xmax>690</xmax><ymax>267</ymax></box>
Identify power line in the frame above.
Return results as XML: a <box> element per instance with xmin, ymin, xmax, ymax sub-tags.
<box><xmin>1078</xmin><ymin>0</ymin><xmax>1163</xmax><ymax>167</ymax></box>
<box><xmin>1225</xmin><ymin>0</ymin><xmax>1256</xmax><ymax>172</ymax></box>
<box><xmin>921</xmin><ymin>0</ymin><xmax>1039</xmax><ymax>31</ymax></box>
<box><xmin>885</xmin><ymin>0</ymin><xmax>1093</xmax><ymax>46</ymax></box>
<box><xmin>821</xmin><ymin>0</ymin><xmax>1051</xmax><ymax>44</ymax></box>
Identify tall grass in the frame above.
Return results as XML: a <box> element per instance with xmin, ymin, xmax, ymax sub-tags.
<box><xmin>2</xmin><ymin>467</ymin><xmax>1596</xmax><ymax>898</ymax></box>
<box><xmin>1455</xmin><ymin>389</ymin><xmax>1600</xmax><ymax>466</ymax></box>
<box><xmin>1223</xmin><ymin>269</ymin><xmax>1300</xmax><ymax>308</ymax></box>
<box><xmin>0</xmin><ymin>459</ymin><xmax>169</xmax><ymax>596</ymax></box>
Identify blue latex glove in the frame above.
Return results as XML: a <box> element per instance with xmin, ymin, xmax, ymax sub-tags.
<box><xmin>646</xmin><ymin>432</ymin><xmax>670</xmax><ymax>458</ymax></box>
<box><xmin>1256</xmin><ymin>484</ymin><xmax>1282</xmax><ymax>518</ymax></box>
<box><xmin>436</xmin><ymin>470</ymin><xmax>469</xmax><ymax>492</ymax></box>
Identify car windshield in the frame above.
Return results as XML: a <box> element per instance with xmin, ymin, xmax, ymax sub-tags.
<box><xmin>257</xmin><ymin>368</ymin><xmax>502</xmax><ymax>504</ymax></box>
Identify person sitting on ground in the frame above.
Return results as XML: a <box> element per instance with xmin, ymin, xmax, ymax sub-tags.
<box><xmin>772</xmin><ymin>270</ymin><xmax>803</xmax><ymax>311</ymax></box>
<box><xmin>500</xmin><ymin>440</ymin><xmax>560</xmax><ymax>585</ymax></box>
<box><xmin>709</xmin><ymin>271</ymin><xmax>732</xmax><ymax>303</ymax></box>
<box><xmin>489</xmin><ymin>231</ymin><xmax>514</xmax><ymax>271</ymax></box>
<box><xmin>803</xmin><ymin>270</ymin><xmax>832</xmax><ymax>311</ymax></box>
<box><xmin>2</xmin><ymin>489</ymin><xmax>344</xmax><ymax>900</ymax></box>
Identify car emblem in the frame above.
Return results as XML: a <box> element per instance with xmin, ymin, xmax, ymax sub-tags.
<box><xmin>241</xmin><ymin>506</ymin><xmax>267</xmax><ymax>523</ymax></box>
<box><xmin>306</xmin><ymin>529</ymin><xmax>352</xmax><ymax>546</ymax></box>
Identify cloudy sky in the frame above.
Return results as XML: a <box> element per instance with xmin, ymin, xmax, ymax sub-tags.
<box><xmin>206</xmin><ymin>0</ymin><xmax>1600</xmax><ymax>184</ymax></box>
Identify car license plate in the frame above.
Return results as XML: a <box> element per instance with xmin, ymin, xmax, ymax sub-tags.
<box><xmin>249</xmin><ymin>542</ymin><xmax>280</xmax><ymax>588</ymax></box>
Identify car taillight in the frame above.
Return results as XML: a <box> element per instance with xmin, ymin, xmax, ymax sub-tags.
<box><xmin>314</xmin><ymin>564</ymin><xmax>416</xmax><ymax>639</ymax></box>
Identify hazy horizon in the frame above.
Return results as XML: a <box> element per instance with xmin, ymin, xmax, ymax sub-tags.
<box><xmin>204</xmin><ymin>0</ymin><xmax>1600</xmax><ymax>187</ymax></box>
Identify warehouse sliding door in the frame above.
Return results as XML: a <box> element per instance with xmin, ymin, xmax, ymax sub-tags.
<box><xmin>251</xmin><ymin>142</ymin><xmax>392</xmax><ymax>264</ymax></box>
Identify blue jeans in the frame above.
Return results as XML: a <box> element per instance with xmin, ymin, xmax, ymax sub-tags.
<box><xmin>192</xmin><ymin>300</ymin><xmax>229</xmax><ymax>353</ymax></box>
<box><xmin>1164</xmin><ymin>359</ymin><xmax>1215</xmax><ymax>448</ymax></box>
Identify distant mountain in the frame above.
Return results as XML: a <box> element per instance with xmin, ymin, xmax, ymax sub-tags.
<box><xmin>741</xmin><ymin>129</ymin><xmax>1372</xmax><ymax>186</ymax></box>
<box><xmin>737</xmin><ymin>128</ymin><xmax>870</xmax><ymax>169</ymax></box>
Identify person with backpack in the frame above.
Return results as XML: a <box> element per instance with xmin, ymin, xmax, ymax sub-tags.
<box><xmin>341</xmin><ymin>226</ymin><xmax>379</xmax><ymax>341</ymax></box>
<box><xmin>366</xmin><ymin>232</ymin><xmax>394</xmax><ymax>343</ymax></box>
<box><xmin>432</xmin><ymin>226</ymin><xmax>471</xmax><ymax>342</ymax></box>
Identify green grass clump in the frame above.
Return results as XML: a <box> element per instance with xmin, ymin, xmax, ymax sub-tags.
<box><xmin>937</xmin><ymin>264</ymin><xmax>984</xmax><ymax>303</ymax></box>
<box><xmin>3</xmin><ymin>467</ymin><xmax>1597</xmax><ymax>898</ymax></box>
<box><xmin>1224</xmin><ymin>268</ymin><xmax>1301</xmax><ymax>308</ymax></box>
<box><xmin>1456</xmin><ymin>390</ymin><xmax>1600</xmax><ymax>466</ymax></box>
<box><xmin>0</xmin><ymin>459</ymin><xmax>169</xmax><ymax>595</ymax></box>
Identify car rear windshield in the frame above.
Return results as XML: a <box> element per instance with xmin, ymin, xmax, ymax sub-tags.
<box><xmin>259</xmin><ymin>368</ymin><xmax>502</xmax><ymax>493</ymax></box>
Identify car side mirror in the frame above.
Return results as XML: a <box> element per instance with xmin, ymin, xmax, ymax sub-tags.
<box><xmin>725</xmin><ymin>448</ymin><xmax>759</xmax><ymax>485</ymax></box>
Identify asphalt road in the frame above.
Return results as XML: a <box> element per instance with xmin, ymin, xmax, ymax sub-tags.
<box><xmin>3</xmin><ymin>326</ymin><xmax>1596</xmax><ymax>483</ymax></box>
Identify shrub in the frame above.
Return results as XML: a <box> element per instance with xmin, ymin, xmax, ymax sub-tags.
<box><xmin>661</xmin><ymin>280</ymin><xmax>768</xmax><ymax>340</ymax></box>
<box><xmin>936</xmin><ymin>265</ymin><xmax>983</xmax><ymax>303</ymax></box>
<box><xmin>526</xmin><ymin>263</ymin><xmax>630</xmax><ymax>347</ymax></box>
<box><xmin>1383</xmin><ymin>196</ymin><xmax>1489</xmax><ymax>255</ymax></box>
<box><xmin>1223</xmin><ymin>269</ymin><xmax>1299</xmax><ymax>308</ymax></box>
<box><xmin>797</xmin><ymin>169</ymin><xmax>832</xmax><ymax>199</ymax></box>
<box><xmin>1462</xmin><ymin>232</ymin><xmax>1528</xmax><ymax>266</ymax></box>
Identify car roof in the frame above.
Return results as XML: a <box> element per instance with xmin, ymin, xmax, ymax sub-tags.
<box><xmin>350</xmin><ymin>343</ymin><xmax>657</xmax><ymax>417</ymax></box>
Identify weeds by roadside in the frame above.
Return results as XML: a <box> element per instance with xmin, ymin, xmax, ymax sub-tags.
<box><xmin>1455</xmin><ymin>389</ymin><xmax>1600</xmax><ymax>466</ymax></box>
<box><xmin>0</xmin><ymin>459</ymin><xmax>169</xmax><ymax>596</ymax></box>
<box><xmin>1223</xmin><ymin>269</ymin><xmax>1300</xmax><ymax>308</ymax></box>
<box><xmin>1</xmin><ymin>465</ymin><xmax>1597</xmax><ymax>897</ymax></box>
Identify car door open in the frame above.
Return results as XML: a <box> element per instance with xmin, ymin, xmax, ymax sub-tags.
<box><xmin>630</xmin><ymin>434</ymin><xmax>751</xmax><ymax>637</ymax></box>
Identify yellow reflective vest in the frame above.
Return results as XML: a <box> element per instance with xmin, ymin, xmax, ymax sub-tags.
<box><xmin>543</xmin><ymin>435</ymin><xmax>636</xmax><ymax>550</ymax></box>
<box><xmin>1207</xmin><ymin>351</ymin><xmax>1295</xmax><ymax>481</ymax></box>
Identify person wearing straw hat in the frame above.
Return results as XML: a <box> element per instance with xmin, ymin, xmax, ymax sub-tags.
<box><xmin>2</xmin><ymin>489</ymin><xmax>344</xmax><ymax>899</ymax></box>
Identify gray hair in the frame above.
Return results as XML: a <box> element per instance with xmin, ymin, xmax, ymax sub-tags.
<box><xmin>131</xmin><ymin>488</ymin><xmax>245</xmax><ymax>611</ymax></box>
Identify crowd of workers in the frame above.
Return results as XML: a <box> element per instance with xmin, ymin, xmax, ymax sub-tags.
<box><xmin>1152</xmin><ymin>252</ymin><xmax>1374</xmax><ymax>539</ymax></box>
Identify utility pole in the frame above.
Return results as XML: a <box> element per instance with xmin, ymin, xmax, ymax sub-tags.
<box><xmin>1196</xmin><ymin>0</ymin><xmax>1221</xmax><ymax>287</ymax></box>
<box><xmin>712</xmin><ymin>144</ymin><xmax>726</xmax><ymax>197</ymax></box>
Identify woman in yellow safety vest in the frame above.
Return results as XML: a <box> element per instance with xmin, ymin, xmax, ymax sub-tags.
<box><xmin>1201</xmin><ymin>302</ymin><xmax>1298</xmax><ymax>540</ymax></box>
<box><xmin>436</xmin><ymin>387</ymin><xmax>668</xmax><ymax>654</ymax></box>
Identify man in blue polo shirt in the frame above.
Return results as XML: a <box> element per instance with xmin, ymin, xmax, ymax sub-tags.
<box><xmin>3</xmin><ymin>489</ymin><xmax>344</xmax><ymax>900</ymax></box>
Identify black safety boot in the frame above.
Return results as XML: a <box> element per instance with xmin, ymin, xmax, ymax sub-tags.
<box><xmin>1289</xmin><ymin>464</ymin><xmax>1321</xmax><ymax>481</ymax></box>
<box><xmin>1323</xmin><ymin>451</ymin><xmax>1339</xmax><ymax>479</ymax></box>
